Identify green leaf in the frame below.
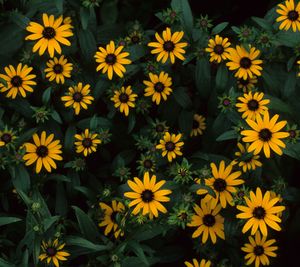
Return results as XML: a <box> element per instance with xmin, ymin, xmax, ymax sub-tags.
<box><xmin>0</xmin><ymin>216</ymin><xmax>22</xmax><ymax>227</ymax></box>
<box><xmin>10</xmin><ymin>164</ymin><xmax>30</xmax><ymax>194</ymax></box>
<box><xmin>191</xmin><ymin>151</ymin><xmax>230</xmax><ymax>163</ymax></box>
<box><xmin>0</xmin><ymin>258</ymin><xmax>16</xmax><ymax>267</ymax></box>
<box><xmin>54</xmin><ymin>0</ymin><xmax>63</xmax><ymax>13</ymax></box>
<box><xmin>78</xmin><ymin>29</ymin><xmax>97</xmax><ymax>60</ymax></box>
<box><xmin>101</xmin><ymin>0</ymin><xmax>118</xmax><ymax>24</ymax></box>
<box><xmin>42</xmin><ymin>87</ymin><xmax>52</xmax><ymax>104</ymax></box>
<box><xmin>251</xmin><ymin>17</ymin><xmax>272</xmax><ymax>31</ymax></box>
<box><xmin>72</xmin><ymin>206</ymin><xmax>100</xmax><ymax>242</ymax></box>
<box><xmin>126</xmin><ymin>45</ymin><xmax>147</xmax><ymax>61</ymax></box>
<box><xmin>283</xmin><ymin>71</ymin><xmax>297</xmax><ymax>97</ymax></box>
<box><xmin>171</xmin><ymin>0</ymin><xmax>193</xmax><ymax>35</ymax></box>
<box><xmin>215</xmin><ymin>63</ymin><xmax>228</xmax><ymax>91</ymax></box>
<box><xmin>216</xmin><ymin>130</ymin><xmax>238</xmax><ymax>141</ymax></box>
<box><xmin>51</xmin><ymin>110</ymin><xmax>62</xmax><ymax>124</ymax></box>
<box><xmin>80</xmin><ymin>7</ymin><xmax>90</xmax><ymax>30</ymax></box>
<box><xmin>266</xmin><ymin>94</ymin><xmax>293</xmax><ymax>114</ymax></box>
<box><xmin>178</xmin><ymin>110</ymin><xmax>193</xmax><ymax>136</ymax></box>
<box><xmin>128</xmin><ymin>114</ymin><xmax>136</xmax><ymax>134</ymax></box>
<box><xmin>173</xmin><ymin>87</ymin><xmax>192</xmax><ymax>108</ymax></box>
<box><xmin>15</xmin><ymin>127</ymin><xmax>38</xmax><ymax>147</ymax></box>
<box><xmin>66</xmin><ymin>236</ymin><xmax>110</xmax><ymax>252</ymax></box>
<box><xmin>128</xmin><ymin>241</ymin><xmax>150</xmax><ymax>266</ymax></box>
<box><xmin>64</xmin><ymin>125</ymin><xmax>76</xmax><ymax>152</ymax></box>
<box><xmin>43</xmin><ymin>216</ymin><xmax>60</xmax><ymax>231</ymax></box>
<box><xmin>195</xmin><ymin>58</ymin><xmax>211</xmax><ymax>98</ymax></box>
<box><xmin>212</xmin><ymin>22</ymin><xmax>229</xmax><ymax>34</ymax></box>
<box><xmin>9</xmin><ymin>12</ymin><xmax>30</xmax><ymax>29</ymax></box>
<box><xmin>276</xmin><ymin>31</ymin><xmax>300</xmax><ymax>47</ymax></box>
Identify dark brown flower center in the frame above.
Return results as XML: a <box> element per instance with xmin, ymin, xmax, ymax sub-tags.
<box><xmin>288</xmin><ymin>10</ymin><xmax>299</xmax><ymax>21</ymax></box>
<box><xmin>203</xmin><ymin>214</ymin><xmax>216</xmax><ymax>227</ymax></box>
<box><xmin>247</xmin><ymin>99</ymin><xmax>259</xmax><ymax>111</ymax></box>
<box><xmin>214</xmin><ymin>44</ymin><xmax>224</xmax><ymax>55</ymax></box>
<box><xmin>239</xmin><ymin>78</ymin><xmax>249</xmax><ymax>86</ymax></box>
<box><xmin>73</xmin><ymin>92</ymin><xmax>83</xmax><ymax>102</ymax></box>
<box><xmin>289</xmin><ymin>130</ymin><xmax>296</xmax><ymax>138</ymax></box>
<box><xmin>105</xmin><ymin>54</ymin><xmax>117</xmax><ymax>65</ymax></box>
<box><xmin>213</xmin><ymin>178</ymin><xmax>227</xmax><ymax>192</ymax></box>
<box><xmin>110</xmin><ymin>211</ymin><xmax>117</xmax><ymax>222</ymax></box>
<box><xmin>178</xmin><ymin>212</ymin><xmax>187</xmax><ymax>220</ymax></box>
<box><xmin>42</xmin><ymin>27</ymin><xmax>56</xmax><ymax>39</ymax></box>
<box><xmin>192</xmin><ymin>120</ymin><xmax>199</xmax><ymax>129</ymax></box>
<box><xmin>82</xmin><ymin>138</ymin><xmax>92</xmax><ymax>148</ymax></box>
<box><xmin>11</xmin><ymin>76</ymin><xmax>22</xmax><ymax>87</ymax></box>
<box><xmin>163</xmin><ymin>41</ymin><xmax>175</xmax><ymax>52</ymax></box>
<box><xmin>259</xmin><ymin>128</ymin><xmax>272</xmax><ymax>141</ymax></box>
<box><xmin>165</xmin><ymin>141</ymin><xmax>175</xmax><ymax>151</ymax></box>
<box><xmin>1</xmin><ymin>133</ymin><xmax>12</xmax><ymax>144</ymax></box>
<box><xmin>156</xmin><ymin>124</ymin><xmax>165</xmax><ymax>132</ymax></box>
<box><xmin>253</xmin><ymin>206</ymin><xmax>266</xmax><ymax>219</ymax></box>
<box><xmin>154</xmin><ymin>82</ymin><xmax>165</xmax><ymax>92</ymax></box>
<box><xmin>141</xmin><ymin>189</ymin><xmax>154</xmax><ymax>202</ymax></box>
<box><xmin>223</xmin><ymin>98</ymin><xmax>231</xmax><ymax>106</ymax></box>
<box><xmin>53</xmin><ymin>64</ymin><xmax>63</xmax><ymax>74</ymax></box>
<box><xmin>143</xmin><ymin>159</ymin><xmax>153</xmax><ymax>169</ymax></box>
<box><xmin>254</xmin><ymin>245</ymin><xmax>264</xmax><ymax>256</ymax></box>
<box><xmin>119</xmin><ymin>93</ymin><xmax>129</xmax><ymax>103</ymax></box>
<box><xmin>131</xmin><ymin>35</ymin><xmax>140</xmax><ymax>44</ymax></box>
<box><xmin>46</xmin><ymin>247</ymin><xmax>57</xmax><ymax>257</ymax></box>
<box><xmin>36</xmin><ymin>145</ymin><xmax>48</xmax><ymax>157</ymax></box>
<box><xmin>240</xmin><ymin>57</ymin><xmax>252</xmax><ymax>69</ymax></box>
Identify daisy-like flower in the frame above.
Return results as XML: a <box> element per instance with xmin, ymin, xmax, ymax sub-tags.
<box><xmin>124</xmin><ymin>172</ymin><xmax>172</xmax><ymax>218</ymax></box>
<box><xmin>184</xmin><ymin>259</ymin><xmax>212</xmax><ymax>267</ymax></box>
<box><xmin>197</xmin><ymin>160</ymin><xmax>244</xmax><ymax>208</ymax></box>
<box><xmin>236</xmin><ymin>187</ymin><xmax>285</xmax><ymax>236</ymax></box>
<box><xmin>99</xmin><ymin>200</ymin><xmax>125</xmax><ymax>238</ymax></box>
<box><xmin>276</xmin><ymin>0</ymin><xmax>300</xmax><ymax>32</ymax></box>
<box><xmin>232</xmin><ymin>143</ymin><xmax>262</xmax><ymax>173</ymax></box>
<box><xmin>74</xmin><ymin>129</ymin><xmax>101</xmax><ymax>157</ymax></box>
<box><xmin>156</xmin><ymin>132</ymin><xmax>184</xmax><ymax>162</ymax></box>
<box><xmin>236</xmin><ymin>91</ymin><xmax>270</xmax><ymax>120</ymax></box>
<box><xmin>23</xmin><ymin>131</ymin><xmax>63</xmax><ymax>173</ymax></box>
<box><xmin>190</xmin><ymin>114</ymin><xmax>206</xmax><ymax>137</ymax></box>
<box><xmin>226</xmin><ymin>45</ymin><xmax>263</xmax><ymax>80</ymax></box>
<box><xmin>25</xmin><ymin>13</ymin><xmax>73</xmax><ymax>58</ymax></box>
<box><xmin>39</xmin><ymin>239</ymin><xmax>70</xmax><ymax>267</ymax></box>
<box><xmin>205</xmin><ymin>35</ymin><xmax>231</xmax><ymax>63</ymax></box>
<box><xmin>0</xmin><ymin>63</ymin><xmax>36</xmax><ymax>99</ymax></box>
<box><xmin>61</xmin><ymin>82</ymin><xmax>94</xmax><ymax>115</ymax></box>
<box><xmin>148</xmin><ymin>27</ymin><xmax>188</xmax><ymax>64</ymax></box>
<box><xmin>187</xmin><ymin>199</ymin><xmax>225</xmax><ymax>244</ymax></box>
<box><xmin>237</xmin><ymin>76</ymin><xmax>258</xmax><ymax>92</ymax></box>
<box><xmin>94</xmin><ymin>40</ymin><xmax>131</xmax><ymax>80</ymax></box>
<box><xmin>44</xmin><ymin>55</ymin><xmax>73</xmax><ymax>84</ymax></box>
<box><xmin>241</xmin><ymin>111</ymin><xmax>289</xmax><ymax>158</ymax></box>
<box><xmin>242</xmin><ymin>231</ymin><xmax>278</xmax><ymax>267</ymax></box>
<box><xmin>143</xmin><ymin>71</ymin><xmax>172</xmax><ymax>105</ymax></box>
<box><xmin>0</xmin><ymin>128</ymin><xmax>17</xmax><ymax>147</ymax></box>
<box><xmin>110</xmin><ymin>86</ymin><xmax>138</xmax><ymax>116</ymax></box>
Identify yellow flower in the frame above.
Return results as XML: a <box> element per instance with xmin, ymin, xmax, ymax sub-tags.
<box><xmin>190</xmin><ymin>114</ymin><xmax>206</xmax><ymax>137</ymax></box>
<box><xmin>23</xmin><ymin>131</ymin><xmax>63</xmax><ymax>173</ymax></box>
<box><xmin>39</xmin><ymin>239</ymin><xmax>70</xmax><ymax>267</ymax></box>
<box><xmin>25</xmin><ymin>13</ymin><xmax>73</xmax><ymax>58</ymax></box>
<box><xmin>236</xmin><ymin>91</ymin><xmax>270</xmax><ymax>120</ymax></box>
<box><xmin>226</xmin><ymin>45</ymin><xmax>263</xmax><ymax>80</ymax></box>
<box><xmin>298</xmin><ymin>60</ymin><xmax>300</xmax><ymax>76</ymax></box>
<box><xmin>61</xmin><ymin>82</ymin><xmax>94</xmax><ymax>115</ymax></box>
<box><xmin>276</xmin><ymin>0</ymin><xmax>300</xmax><ymax>32</ymax></box>
<box><xmin>237</xmin><ymin>76</ymin><xmax>258</xmax><ymax>92</ymax></box>
<box><xmin>0</xmin><ymin>128</ymin><xmax>16</xmax><ymax>147</ymax></box>
<box><xmin>74</xmin><ymin>129</ymin><xmax>101</xmax><ymax>157</ymax></box>
<box><xmin>99</xmin><ymin>200</ymin><xmax>125</xmax><ymax>238</ymax></box>
<box><xmin>148</xmin><ymin>27</ymin><xmax>188</xmax><ymax>64</ymax></box>
<box><xmin>45</xmin><ymin>55</ymin><xmax>73</xmax><ymax>84</ymax></box>
<box><xmin>187</xmin><ymin>199</ymin><xmax>225</xmax><ymax>244</ymax></box>
<box><xmin>143</xmin><ymin>71</ymin><xmax>172</xmax><ymax>105</ymax></box>
<box><xmin>241</xmin><ymin>111</ymin><xmax>289</xmax><ymax>158</ymax></box>
<box><xmin>124</xmin><ymin>172</ymin><xmax>172</xmax><ymax>218</ymax></box>
<box><xmin>94</xmin><ymin>40</ymin><xmax>131</xmax><ymax>80</ymax></box>
<box><xmin>270</xmin><ymin>191</ymin><xmax>283</xmax><ymax>218</ymax></box>
<box><xmin>233</xmin><ymin>143</ymin><xmax>262</xmax><ymax>173</ymax></box>
<box><xmin>0</xmin><ymin>63</ymin><xmax>36</xmax><ymax>99</ymax></box>
<box><xmin>184</xmin><ymin>259</ymin><xmax>212</xmax><ymax>267</ymax></box>
<box><xmin>236</xmin><ymin>187</ymin><xmax>285</xmax><ymax>236</ymax></box>
<box><xmin>197</xmin><ymin>160</ymin><xmax>244</xmax><ymax>208</ymax></box>
<box><xmin>242</xmin><ymin>231</ymin><xmax>278</xmax><ymax>267</ymax></box>
<box><xmin>110</xmin><ymin>86</ymin><xmax>137</xmax><ymax>116</ymax></box>
<box><xmin>156</xmin><ymin>132</ymin><xmax>184</xmax><ymax>162</ymax></box>
<box><xmin>205</xmin><ymin>35</ymin><xmax>231</xmax><ymax>63</ymax></box>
